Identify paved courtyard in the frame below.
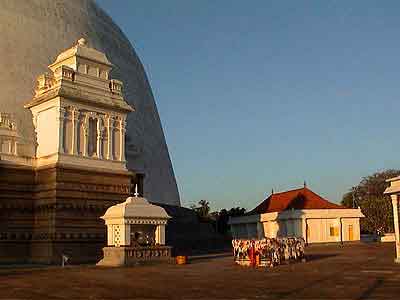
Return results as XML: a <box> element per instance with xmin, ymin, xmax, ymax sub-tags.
<box><xmin>0</xmin><ymin>242</ymin><xmax>400</xmax><ymax>299</ymax></box>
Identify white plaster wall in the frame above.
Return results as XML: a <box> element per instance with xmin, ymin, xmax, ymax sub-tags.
<box><xmin>263</xmin><ymin>221</ymin><xmax>279</xmax><ymax>238</ymax></box>
<box><xmin>307</xmin><ymin>218</ymin><xmax>342</xmax><ymax>243</ymax></box>
<box><xmin>107</xmin><ymin>225</ymin><xmax>113</xmax><ymax>246</ymax></box>
<box><xmin>341</xmin><ymin>218</ymin><xmax>360</xmax><ymax>241</ymax></box>
<box><xmin>36</xmin><ymin>107</ymin><xmax>58</xmax><ymax>158</ymax></box>
<box><xmin>231</xmin><ymin>209</ymin><xmax>363</xmax><ymax>243</ymax></box>
<box><xmin>307</xmin><ymin>219</ymin><xmax>324</xmax><ymax>243</ymax></box>
<box><xmin>263</xmin><ymin>219</ymin><xmax>303</xmax><ymax>238</ymax></box>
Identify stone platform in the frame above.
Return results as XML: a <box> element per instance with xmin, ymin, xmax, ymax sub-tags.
<box><xmin>97</xmin><ymin>246</ymin><xmax>172</xmax><ymax>267</ymax></box>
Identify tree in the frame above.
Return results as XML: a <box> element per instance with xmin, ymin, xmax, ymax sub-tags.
<box><xmin>342</xmin><ymin>169</ymin><xmax>400</xmax><ymax>234</ymax></box>
<box><xmin>190</xmin><ymin>201</ymin><xmax>247</xmax><ymax>235</ymax></box>
<box><xmin>215</xmin><ymin>207</ymin><xmax>246</xmax><ymax>235</ymax></box>
<box><xmin>190</xmin><ymin>200</ymin><xmax>211</xmax><ymax>220</ymax></box>
<box><xmin>341</xmin><ymin>191</ymin><xmax>354</xmax><ymax>208</ymax></box>
<box><xmin>360</xmin><ymin>196</ymin><xmax>393</xmax><ymax>235</ymax></box>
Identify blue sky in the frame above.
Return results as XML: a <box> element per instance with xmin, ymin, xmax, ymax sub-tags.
<box><xmin>97</xmin><ymin>0</ymin><xmax>400</xmax><ymax>211</ymax></box>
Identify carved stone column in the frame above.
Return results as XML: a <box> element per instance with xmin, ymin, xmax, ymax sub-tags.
<box><xmin>56</xmin><ymin>107</ymin><xmax>65</xmax><ymax>153</ymax></box>
<box><xmin>71</xmin><ymin>107</ymin><xmax>79</xmax><ymax>155</ymax></box>
<box><xmin>82</xmin><ymin>113</ymin><xmax>89</xmax><ymax>157</ymax></box>
<box><xmin>13</xmin><ymin>139</ymin><xmax>17</xmax><ymax>155</ymax></box>
<box><xmin>96</xmin><ymin>117</ymin><xmax>102</xmax><ymax>159</ymax></box>
<box><xmin>391</xmin><ymin>194</ymin><xmax>400</xmax><ymax>263</ymax></box>
<box><xmin>106</xmin><ymin>115</ymin><xmax>114</xmax><ymax>160</ymax></box>
<box><xmin>119</xmin><ymin>118</ymin><xmax>126</xmax><ymax>161</ymax></box>
<box><xmin>7</xmin><ymin>140</ymin><xmax>12</xmax><ymax>154</ymax></box>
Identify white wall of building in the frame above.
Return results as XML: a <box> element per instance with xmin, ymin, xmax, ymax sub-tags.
<box><xmin>230</xmin><ymin>209</ymin><xmax>364</xmax><ymax>243</ymax></box>
<box><xmin>34</xmin><ymin>102</ymin><xmax>60</xmax><ymax>158</ymax></box>
<box><xmin>341</xmin><ymin>218</ymin><xmax>361</xmax><ymax>242</ymax></box>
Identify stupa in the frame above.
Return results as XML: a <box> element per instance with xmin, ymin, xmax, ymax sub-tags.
<box><xmin>0</xmin><ymin>0</ymin><xmax>180</xmax><ymax>205</ymax></box>
<box><xmin>0</xmin><ymin>0</ymin><xmax>180</xmax><ymax>264</ymax></box>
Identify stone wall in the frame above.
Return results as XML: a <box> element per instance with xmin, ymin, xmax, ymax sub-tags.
<box><xmin>0</xmin><ymin>164</ymin><xmax>35</xmax><ymax>263</ymax></box>
<box><xmin>0</xmin><ymin>163</ymin><xmax>133</xmax><ymax>264</ymax></box>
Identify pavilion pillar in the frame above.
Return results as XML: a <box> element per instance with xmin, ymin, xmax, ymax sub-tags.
<box><xmin>391</xmin><ymin>194</ymin><xmax>400</xmax><ymax>263</ymax></box>
<box><xmin>302</xmin><ymin>219</ymin><xmax>308</xmax><ymax>244</ymax></box>
<box><xmin>338</xmin><ymin>218</ymin><xmax>343</xmax><ymax>244</ymax></box>
<box><xmin>155</xmin><ymin>224</ymin><xmax>166</xmax><ymax>245</ymax></box>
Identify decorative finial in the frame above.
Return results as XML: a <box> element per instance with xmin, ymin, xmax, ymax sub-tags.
<box><xmin>304</xmin><ymin>181</ymin><xmax>307</xmax><ymax>188</ymax></box>
<box><xmin>271</xmin><ymin>188</ymin><xmax>274</xmax><ymax>195</ymax></box>
<box><xmin>134</xmin><ymin>184</ymin><xmax>139</xmax><ymax>197</ymax></box>
<box><xmin>77</xmin><ymin>38</ymin><xmax>87</xmax><ymax>46</ymax></box>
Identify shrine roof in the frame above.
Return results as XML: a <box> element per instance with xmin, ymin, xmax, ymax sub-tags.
<box><xmin>248</xmin><ymin>187</ymin><xmax>345</xmax><ymax>215</ymax></box>
<box><xmin>49</xmin><ymin>38</ymin><xmax>112</xmax><ymax>69</ymax></box>
<box><xmin>101</xmin><ymin>196</ymin><xmax>171</xmax><ymax>220</ymax></box>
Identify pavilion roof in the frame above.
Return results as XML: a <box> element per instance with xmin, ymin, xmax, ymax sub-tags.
<box><xmin>248</xmin><ymin>186</ymin><xmax>345</xmax><ymax>215</ymax></box>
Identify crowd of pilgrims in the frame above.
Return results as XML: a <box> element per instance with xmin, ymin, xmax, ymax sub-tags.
<box><xmin>232</xmin><ymin>237</ymin><xmax>306</xmax><ymax>267</ymax></box>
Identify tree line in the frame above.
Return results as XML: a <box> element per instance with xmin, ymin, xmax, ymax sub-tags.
<box><xmin>341</xmin><ymin>169</ymin><xmax>400</xmax><ymax>235</ymax></box>
<box><xmin>190</xmin><ymin>200</ymin><xmax>246</xmax><ymax>235</ymax></box>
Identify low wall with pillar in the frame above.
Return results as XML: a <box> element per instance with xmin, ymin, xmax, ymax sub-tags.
<box><xmin>384</xmin><ymin>178</ymin><xmax>400</xmax><ymax>263</ymax></box>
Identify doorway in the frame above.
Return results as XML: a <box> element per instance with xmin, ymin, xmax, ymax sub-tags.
<box><xmin>348</xmin><ymin>225</ymin><xmax>353</xmax><ymax>241</ymax></box>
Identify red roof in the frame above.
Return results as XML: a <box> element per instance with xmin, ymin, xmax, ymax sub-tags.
<box><xmin>249</xmin><ymin>187</ymin><xmax>344</xmax><ymax>214</ymax></box>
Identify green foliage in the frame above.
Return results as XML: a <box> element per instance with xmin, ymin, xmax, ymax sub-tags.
<box><xmin>340</xmin><ymin>191</ymin><xmax>354</xmax><ymax>208</ymax></box>
<box><xmin>190</xmin><ymin>200</ymin><xmax>211</xmax><ymax>220</ymax></box>
<box><xmin>342</xmin><ymin>169</ymin><xmax>400</xmax><ymax>234</ymax></box>
<box><xmin>360</xmin><ymin>196</ymin><xmax>393</xmax><ymax>235</ymax></box>
<box><xmin>189</xmin><ymin>201</ymin><xmax>246</xmax><ymax>235</ymax></box>
<box><xmin>215</xmin><ymin>207</ymin><xmax>246</xmax><ymax>235</ymax></box>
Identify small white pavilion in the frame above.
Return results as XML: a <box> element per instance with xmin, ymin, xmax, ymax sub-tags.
<box><xmin>97</xmin><ymin>187</ymin><xmax>172</xmax><ymax>266</ymax></box>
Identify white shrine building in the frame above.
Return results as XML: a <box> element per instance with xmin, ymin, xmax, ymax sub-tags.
<box><xmin>0</xmin><ymin>38</ymin><xmax>136</xmax><ymax>264</ymax></box>
<box><xmin>24</xmin><ymin>38</ymin><xmax>134</xmax><ymax>171</ymax></box>
<box><xmin>230</xmin><ymin>185</ymin><xmax>364</xmax><ymax>244</ymax></box>
<box><xmin>97</xmin><ymin>187</ymin><xmax>172</xmax><ymax>266</ymax></box>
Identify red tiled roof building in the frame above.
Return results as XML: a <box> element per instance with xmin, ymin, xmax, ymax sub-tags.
<box><xmin>230</xmin><ymin>186</ymin><xmax>364</xmax><ymax>244</ymax></box>
<box><xmin>249</xmin><ymin>186</ymin><xmax>344</xmax><ymax>215</ymax></box>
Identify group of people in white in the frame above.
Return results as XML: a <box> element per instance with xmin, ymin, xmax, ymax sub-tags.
<box><xmin>232</xmin><ymin>237</ymin><xmax>306</xmax><ymax>267</ymax></box>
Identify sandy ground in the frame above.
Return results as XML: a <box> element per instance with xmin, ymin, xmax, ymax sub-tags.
<box><xmin>0</xmin><ymin>242</ymin><xmax>400</xmax><ymax>299</ymax></box>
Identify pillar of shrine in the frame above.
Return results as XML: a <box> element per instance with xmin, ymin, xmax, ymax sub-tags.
<box><xmin>384</xmin><ymin>177</ymin><xmax>400</xmax><ymax>263</ymax></box>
